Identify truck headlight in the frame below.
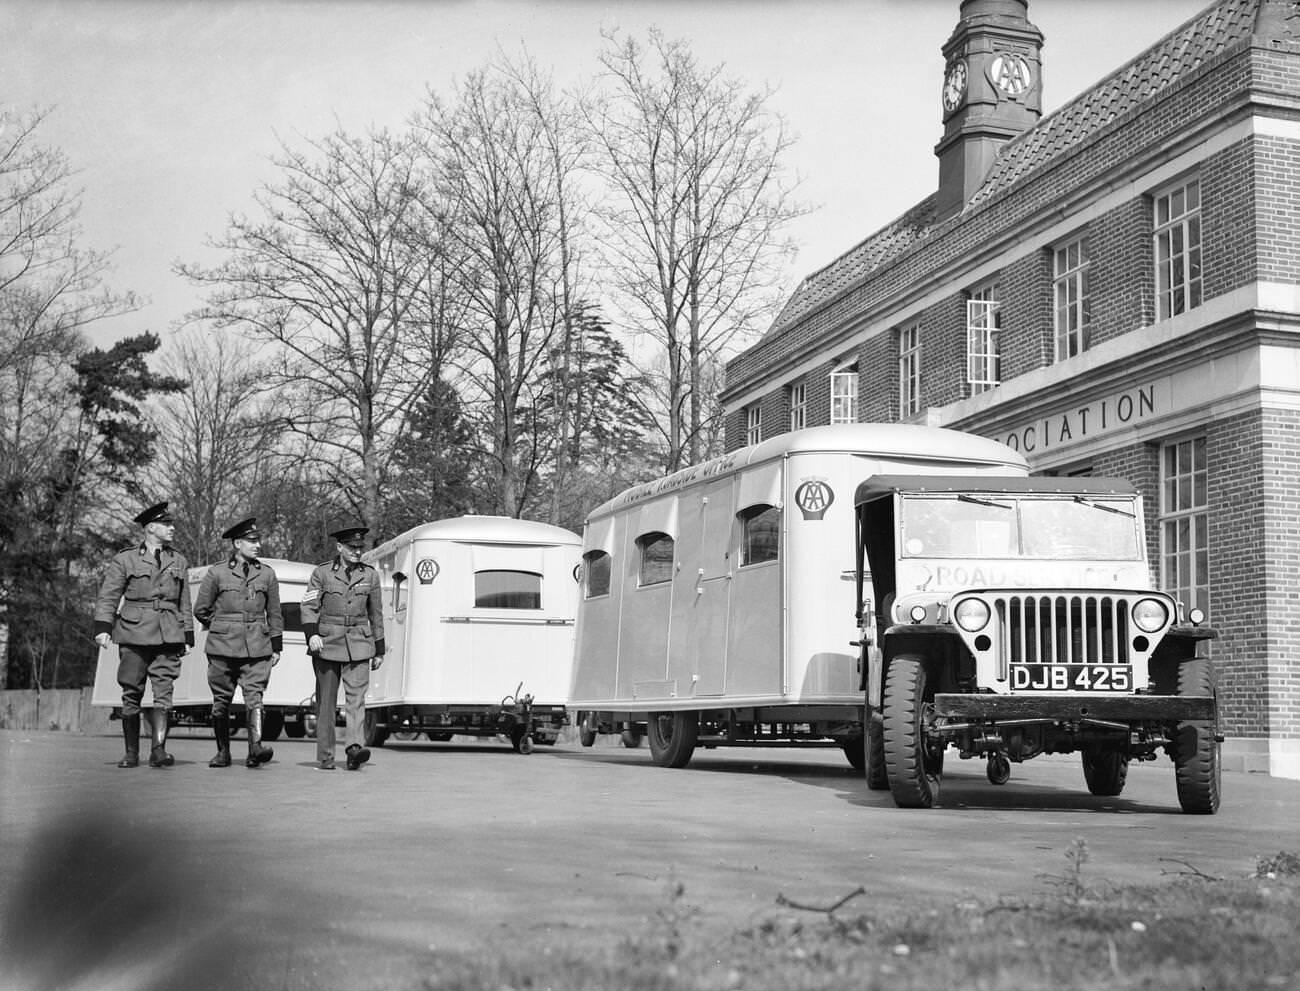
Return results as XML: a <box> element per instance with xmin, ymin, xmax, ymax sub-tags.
<box><xmin>908</xmin><ymin>604</ymin><xmax>928</xmax><ymax>624</ymax></box>
<box><xmin>1132</xmin><ymin>598</ymin><xmax>1169</xmax><ymax>633</ymax></box>
<box><xmin>953</xmin><ymin>597</ymin><xmax>990</xmax><ymax>632</ymax></box>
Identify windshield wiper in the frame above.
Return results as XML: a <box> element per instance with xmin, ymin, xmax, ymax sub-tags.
<box><xmin>1072</xmin><ymin>495</ymin><xmax>1135</xmax><ymax>518</ymax></box>
<box><xmin>957</xmin><ymin>494</ymin><xmax>1013</xmax><ymax>510</ymax></box>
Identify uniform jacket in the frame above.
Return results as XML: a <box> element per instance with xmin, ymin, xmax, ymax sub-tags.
<box><xmin>93</xmin><ymin>545</ymin><xmax>194</xmax><ymax>648</ymax></box>
<box><xmin>299</xmin><ymin>559</ymin><xmax>385</xmax><ymax>662</ymax></box>
<box><xmin>192</xmin><ymin>557</ymin><xmax>284</xmax><ymax>658</ymax></box>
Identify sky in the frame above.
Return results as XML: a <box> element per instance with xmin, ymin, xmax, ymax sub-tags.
<box><xmin>2</xmin><ymin>0</ymin><xmax>1210</xmax><ymax>349</ymax></box>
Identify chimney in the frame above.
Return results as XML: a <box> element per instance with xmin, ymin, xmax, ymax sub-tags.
<box><xmin>935</xmin><ymin>0</ymin><xmax>1044</xmax><ymax>221</ymax></box>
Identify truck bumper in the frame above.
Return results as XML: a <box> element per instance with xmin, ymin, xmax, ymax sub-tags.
<box><xmin>934</xmin><ymin>693</ymin><xmax>1215</xmax><ymax>722</ymax></box>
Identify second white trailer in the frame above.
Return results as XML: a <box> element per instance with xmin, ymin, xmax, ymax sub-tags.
<box><xmin>568</xmin><ymin>423</ymin><xmax>1030</xmax><ymax>768</ymax></box>
<box><xmin>361</xmin><ymin>515</ymin><xmax>582</xmax><ymax>752</ymax></box>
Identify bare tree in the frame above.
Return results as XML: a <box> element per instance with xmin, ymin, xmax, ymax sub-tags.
<box><xmin>413</xmin><ymin>60</ymin><xmax>585</xmax><ymax>518</ymax></box>
<box><xmin>588</xmin><ymin>30</ymin><xmax>805</xmax><ymax>470</ymax></box>
<box><xmin>142</xmin><ymin>329</ymin><xmax>284</xmax><ymax>564</ymax></box>
<box><xmin>180</xmin><ymin>126</ymin><xmax>438</xmax><ymax>537</ymax></box>
<box><xmin>0</xmin><ymin>106</ymin><xmax>142</xmax><ymax>687</ymax></box>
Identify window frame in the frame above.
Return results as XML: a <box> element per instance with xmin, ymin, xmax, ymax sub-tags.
<box><xmin>745</xmin><ymin>403</ymin><xmax>762</xmax><ymax>446</ymax></box>
<box><xmin>738</xmin><ymin>504</ymin><xmax>780</xmax><ymax>567</ymax></box>
<box><xmin>1154</xmin><ymin>177</ymin><xmax>1202</xmax><ymax>321</ymax></box>
<box><xmin>899</xmin><ymin>321</ymin><xmax>922</xmax><ymax>418</ymax></box>
<box><xmin>966</xmin><ymin>283</ymin><xmax>1002</xmax><ymax>394</ymax></box>
<box><xmin>582</xmin><ymin>550</ymin><xmax>612</xmax><ymax>599</ymax></box>
<box><xmin>473</xmin><ymin>569</ymin><xmax>543</xmax><ymax>610</ymax></box>
<box><xmin>1159</xmin><ymin>435</ymin><xmax>1210</xmax><ymax>619</ymax></box>
<box><xmin>789</xmin><ymin>381</ymin><xmax>807</xmax><ymax>431</ymax></box>
<box><xmin>1053</xmin><ymin>235</ymin><xmax>1091</xmax><ymax>361</ymax></box>
<box><xmin>829</xmin><ymin>363</ymin><xmax>858</xmax><ymax>425</ymax></box>
<box><xmin>637</xmin><ymin>531</ymin><xmax>675</xmax><ymax>587</ymax></box>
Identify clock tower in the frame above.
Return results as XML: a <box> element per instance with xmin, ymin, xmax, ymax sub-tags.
<box><xmin>935</xmin><ymin>0</ymin><xmax>1043</xmax><ymax>221</ymax></box>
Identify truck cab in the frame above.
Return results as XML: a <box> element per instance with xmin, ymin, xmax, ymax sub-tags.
<box><xmin>855</xmin><ymin>474</ymin><xmax>1220</xmax><ymax>813</ymax></box>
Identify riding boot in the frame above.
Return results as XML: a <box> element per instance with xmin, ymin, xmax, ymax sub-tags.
<box><xmin>117</xmin><ymin>713</ymin><xmax>141</xmax><ymax>768</ymax></box>
<box><xmin>246</xmin><ymin>706</ymin><xmax>274</xmax><ymax>767</ymax></box>
<box><xmin>148</xmin><ymin>708</ymin><xmax>174</xmax><ymax>767</ymax></box>
<box><xmin>210</xmin><ymin>711</ymin><xmax>232</xmax><ymax>767</ymax></box>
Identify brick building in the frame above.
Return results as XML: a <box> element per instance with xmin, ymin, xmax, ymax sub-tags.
<box><xmin>720</xmin><ymin>0</ymin><xmax>1300</xmax><ymax>779</ymax></box>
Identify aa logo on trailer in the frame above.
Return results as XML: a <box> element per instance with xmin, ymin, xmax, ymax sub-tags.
<box><xmin>794</xmin><ymin>479</ymin><xmax>834</xmax><ymax>521</ymax></box>
<box><xmin>415</xmin><ymin>558</ymin><xmax>440</xmax><ymax>584</ymax></box>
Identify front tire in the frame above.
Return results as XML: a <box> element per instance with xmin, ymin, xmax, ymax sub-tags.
<box><xmin>1081</xmin><ymin>748</ymin><xmax>1129</xmax><ymax>796</ymax></box>
<box><xmin>865</xmin><ymin>715</ymin><xmax>889</xmax><ymax>791</ymax></box>
<box><xmin>881</xmin><ymin>656</ymin><xmax>942</xmax><ymax>808</ymax></box>
<box><xmin>646</xmin><ymin>711</ymin><xmax>698</xmax><ymax>768</ymax></box>
<box><xmin>1173</xmin><ymin>658</ymin><xmax>1221</xmax><ymax>814</ymax></box>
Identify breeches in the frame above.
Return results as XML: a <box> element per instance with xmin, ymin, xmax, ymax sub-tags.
<box><xmin>117</xmin><ymin>645</ymin><xmax>183</xmax><ymax>715</ymax></box>
<box><xmin>207</xmin><ymin>655</ymin><xmax>273</xmax><ymax>712</ymax></box>
<box><xmin>313</xmin><ymin>657</ymin><xmax>369</xmax><ymax>758</ymax></box>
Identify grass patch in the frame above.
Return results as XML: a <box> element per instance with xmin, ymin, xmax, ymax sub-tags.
<box><xmin>420</xmin><ymin>848</ymin><xmax>1300</xmax><ymax>991</ymax></box>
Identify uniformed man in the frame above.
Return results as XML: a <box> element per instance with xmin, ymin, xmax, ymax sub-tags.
<box><xmin>300</xmin><ymin>524</ymin><xmax>385</xmax><ymax>771</ymax></box>
<box><xmin>192</xmin><ymin>518</ymin><xmax>284</xmax><ymax>769</ymax></box>
<box><xmin>93</xmin><ymin>501</ymin><xmax>194</xmax><ymax>768</ymax></box>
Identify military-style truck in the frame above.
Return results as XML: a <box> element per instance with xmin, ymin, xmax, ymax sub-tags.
<box><xmin>854</xmin><ymin>474</ymin><xmax>1221</xmax><ymax>813</ymax></box>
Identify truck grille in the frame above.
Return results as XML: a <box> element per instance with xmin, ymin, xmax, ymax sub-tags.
<box><xmin>994</xmin><ymin>594</ymin><xmax>1132</xmax><ymax>666</ymax></box>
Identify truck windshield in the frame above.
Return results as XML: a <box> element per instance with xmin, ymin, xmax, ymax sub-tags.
<box><xmin>898</xmin><ymin>494</ymin><xmax>1142</xmax><ymax>561</ymax></box>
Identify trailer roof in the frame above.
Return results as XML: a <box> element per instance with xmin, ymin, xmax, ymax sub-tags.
<box><xmin>187</xmin><ymin>557</ymin><xmax>317</xmax><ymax>584</ymax></box>
<box><xmin>588</xmin><ymin>424</ymin><xmax>1027</xmax><ymax>519</ymax></box>
<box><xmin>367</xmin><ymin>515</ymin><xmax>581</xmax><ymax>557</ymax></box>
<box><xmin>854</xmin><ymin>474</ymin><xmax>1138</xmax><ymax>505</ymax></box>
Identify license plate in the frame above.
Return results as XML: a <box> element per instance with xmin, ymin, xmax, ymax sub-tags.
<box><xmin>1011</xmin><ymin>664</ymin><xmax>1132</xmax><ymax>692</ymax></box>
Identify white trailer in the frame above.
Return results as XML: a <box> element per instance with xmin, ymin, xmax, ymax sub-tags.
<box><xmin>91</xmin><ymin>557</ymin><xmax>325</xmax><ymax>741</ymax></box>
<box><xmin>568</xmin><ymin>423</ymin><xmax>1029</xmax><ymax>768</ymax></box>
<box><xmin>360</xmin><ymin>515</ymin><xmax>582</xmax><ymax>752</ymax></box>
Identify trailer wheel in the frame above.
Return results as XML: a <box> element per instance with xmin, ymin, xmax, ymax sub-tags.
<box><xmin>986</xmin><ymin>752</ymin><xmax>1011</xmax><ymax>786</ymax></box>
<box><xmin>881</xmin><ymin>656</ymin><xmax>943</xmax><ymax>808</ymax></box>
<box><xmin>647</xmin><ymin>711</ymin><xmax>698</xmax><ymax>768</ymax></box>
<box><xmin>579</xmin><ymin>711</ymin><xmax>598</xmax><ymax>748</ymax></box>
<box><xmin>865</xmin><ymin>714</ymin><xmax>889</xmax><ymax>791</ymax></box>
<box><xmin>1173</xmin><ymin>658</ymin><xmax>1221</xmax><ymax>815</ymax></box>
<box><xmin>509</xmin><ymin>726</ymin><xmax>534</xmax><ymax>754</ymax></box>
<box><xmin>840</xmin><ymin>736</ymin><xmax>865</xmax><ymax>772</ymax></box>
<box><xmin>284</xmin><ymin>719</ymin><xmax>306</xmax><ymax>739</ymax></box>
<box><xmin>1081</xmin><ymin>748</ymin><xmax>1128</xmax><ymax>796</ymax></box>
<box><xmin>620</xmin><ymin>723</ymin><xmax>643</xmax><ymax>749</ymax></box>
<box><xmin>427</xmin><ymin>731</ymin><xmax>454</xmax><ymax>742</ymax></box>
<box><xmin>261</xmin><ymin>709</ymin><xmax>284</xmax><ymax>742</ymax></box>
<box><xmin>363</xmin><ymin>709</ymin><xmax>389</xmax><ymax>748</ymax></box>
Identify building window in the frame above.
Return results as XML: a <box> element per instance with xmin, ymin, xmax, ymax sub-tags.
<box><xmin>966</xmin><ymin>284</ymin><xmax>1001</xmax><ymax>394</ymax></box>
<box><xmin>637</xmin><ymin>532</ymin><xmax>675</xmax><ymax>586</ymax></box>
<box><xmin>899</xmin><ymin>321</ymin><xmax>922</xmax><ymax>418</ymax></box>
<box><xmin>475</xmin><ymin>570</ymin><xmax>542</xmax><ymax>609</ymax></box>
<box><xmin>582</xmin><ymin>550</ymin><xmax>611</xmax><ymax>598</ymax></box>
<box><xmin>1154</xmin><ymin>178</ymin><xmax>1202</xmax><ymax>321</ymax></box>
<box><xmin>1053</xmin><ymin>236</ymin><xmax>1091</xmax><ymax>360</ymax></box>
<box><xmin>1160</xmin><ymin>436</ymin><xmax>1209</xmax><ymax>619</ymax></box>
<box><xmin>789</xmin><ymin>382</ymin><xmax>807</xmax><ymax>431</ymax></box>
<box><xmin>745</xmin><ymin>404</ymin><xmax>762</xmax><ymax>446</ymax></box>
<box><xmin>739</xmin><ymin>505</ymin><xmax>780</xmax><ymax>566</ymax></box>
<box><xmin>830</xmin><ymin>364</ymin><xmax>858</xmax><ymax>424</ymax></box>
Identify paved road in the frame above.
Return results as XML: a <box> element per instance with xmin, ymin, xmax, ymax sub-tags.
<box><xmin>3</xmin><ymin>728</ymin><xmax>1298</xmax><ymax>990</ymax></box>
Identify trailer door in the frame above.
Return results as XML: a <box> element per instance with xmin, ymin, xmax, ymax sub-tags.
<box><xmin>667</xmin><ymin>478</ymin><xmax>733</xmax><ymax>697</ymax></box>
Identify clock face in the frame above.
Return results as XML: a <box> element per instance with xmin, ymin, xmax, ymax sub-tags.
<box><xmin>943</xmin><ymin>59</ymin><xmax>968</xmax><ymax>113</ymax></box>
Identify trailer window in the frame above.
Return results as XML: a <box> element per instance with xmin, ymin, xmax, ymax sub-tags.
<box><xmin>637</xmin><ymin>532</ymin><xmax>674</xmax><ymax>586</ymax></box>
<box><xmin>583</xmin><ymin>551</ymin><xmax>612</xmax><ymax>598</ymax></box>
<box><xmin>280</xmin><ymin>602</ymin><xmax>304</xmax><ymax>632</ymax></box>
<box><xmin>474</xmin><ymin>570</ymin><xmax>542</xmax><ymax>609</ymax></box>
<box><xmin>740</xmin><ymin>505</ymin><xmax>779</xmax><ymax>565</ymax></box>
